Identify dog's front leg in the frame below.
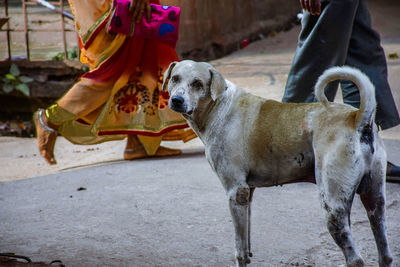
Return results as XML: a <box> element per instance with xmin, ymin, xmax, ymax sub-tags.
<box><xmin>248</xmin><ymin>187</ymin><xmax>255</xmax><ymax>258</ymax></box>
<box><xmin>228</xmin><ymin>185</ymin><xmax>251</xmax><ymax>267</ymax></box>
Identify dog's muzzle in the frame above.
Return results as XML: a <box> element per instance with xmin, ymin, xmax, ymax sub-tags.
<box><xmin>170</xmin><ymin>95</ymin><xmax>187</xmax><ymax>113</ymax></box>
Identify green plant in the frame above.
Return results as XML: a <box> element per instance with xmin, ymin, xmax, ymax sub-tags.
<box><xmin>388</xmin><ymin>52</ymin><xmax>399</xmax><ymax>60</ymax></box>
<box><xmin>49</xmin><ymin>47</ymin><xmax>79</xmax><ymax>61</ymax></box>
<box><xmin>2</xmin><ymin>64</ymin><xmax>34</xmax><ymax>96</ymax></box>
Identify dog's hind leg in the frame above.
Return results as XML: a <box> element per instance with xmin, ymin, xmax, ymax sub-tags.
<box><xmin>359</xmin><ymin>154</ymin><xmax>393</xmax><ymax>267</ymax></box>
<box><xmin>320</xmin><ymin>189</ymin><xmax>364</xmax><ymax>266</ymax></box>
<box><xmin>315</xmin><ymin>159</ymin><xmax>364</xmax><ymax>266</ymax></box>
<box><xmin>228</xmin><ymin>184</ymin><xmax>252</xmax><ymax>267</ymax></box>
<box><xmin>360</xmin><ymin>185</ymin><xmax>393</xmax><ymax>267</ymax></box>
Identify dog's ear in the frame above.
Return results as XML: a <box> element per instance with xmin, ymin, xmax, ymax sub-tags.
<box><xmin>162</xmin><ymin>61</ymin><xmax>178</xmax><ymax>91</ymax></box>
<box><xmin>208</xmin><ymin>67</ymin><xmax>226</xmax><ymax>101</ymax></box>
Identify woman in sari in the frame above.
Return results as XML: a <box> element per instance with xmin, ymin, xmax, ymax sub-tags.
<box><xmin>34</xmin><ymin>0</ymin><xmax>195</xmax><ymax>165</ymax></box>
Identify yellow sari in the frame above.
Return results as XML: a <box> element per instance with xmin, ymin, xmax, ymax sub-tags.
<box><xmin>48</xmin><ymin>0</ymin><xmax>195</xmax><ymax>155</ymax></box>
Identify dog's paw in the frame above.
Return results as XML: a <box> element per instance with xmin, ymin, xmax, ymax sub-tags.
<box><xmin>235</xmin><ymin>255</ymin><xmax>251</xmax><ymax>266</ymax></box>
<box><xmin>347</xmin><ymin>258</ymin><xmax>364</xmax><ymax>267</ymax></box>
<box><xmin>381</xmin><ymin>255</ymin><xmax>393</xmax><ymax>267</ymax></box>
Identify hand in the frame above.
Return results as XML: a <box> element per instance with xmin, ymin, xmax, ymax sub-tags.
<box><xmin>129</xmin><ymin>0</ymin><xmax>151</xmax><ymax>23</ymax></box>
<box><xmin>300</xmin><ymin>0</ymin><xmax>321</xmax><ymax>15</ymax></box>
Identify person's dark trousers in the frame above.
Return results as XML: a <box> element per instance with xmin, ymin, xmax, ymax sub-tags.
<box><xmin>283</xmin><ymin>0</ymin><xmax>400</xmax><ymax>130</ymax></box>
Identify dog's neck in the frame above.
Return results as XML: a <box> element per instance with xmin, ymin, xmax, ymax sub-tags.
<box><xmin>186</xmin><ymin>85</ymin><xmax>238</xmax><ymax>144</ymax></box>
<box><xmin>184</xmin><ymin>99</ymin><xmax>218</xmax><ymax>139</ymax></box>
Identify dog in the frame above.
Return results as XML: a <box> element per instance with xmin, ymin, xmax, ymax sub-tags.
<box><xmin>162</xmin><ymin>60</ymin><xmax>393</xmax><ymax>267</ymax></box>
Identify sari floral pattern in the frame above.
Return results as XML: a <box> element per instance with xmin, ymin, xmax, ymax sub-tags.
<box><xmin>157</xmin><ymin>67</ymin><xmax>170</xmax><ymax>109</ymax></box>
<box><xmin>113</xmin><ymin>67</ymin><xmax>170</xmax><ymax>116</ymax></box>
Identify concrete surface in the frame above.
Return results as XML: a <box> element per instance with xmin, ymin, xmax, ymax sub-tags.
<box><xmin>0</xmin><ymin>151</ymin><xmax>399</xmax><ymax>267</ymax></box>
<box><xmin>1</xmin><ymin>1</ymin><xmax>400</xmax><ymax>266</ymax></box>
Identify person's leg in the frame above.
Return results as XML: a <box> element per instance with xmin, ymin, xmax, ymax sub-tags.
<box><xmin>340</xmin><ymin>0</ymin><xmax>400</xmax><ymax>130</ymax></box>
<box><xmin>34</xmin><ymin>77</ymin><xmax>118</xmax><ymax>164</ymax></box>
<box><xmin>283</xmin><ymin>0</ymin><xmax>359</xmax><ymax>103</ymax></box>
<box><xmin>56</xmin><ymin>77</ymin><xmax>117</xmax><ymax>123</ymax></box>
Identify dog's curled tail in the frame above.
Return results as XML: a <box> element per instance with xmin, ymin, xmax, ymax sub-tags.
<box><xmin>314</xmin><ymin>66</ymin><xmax>376</xmax><ymax>130</ymax></box>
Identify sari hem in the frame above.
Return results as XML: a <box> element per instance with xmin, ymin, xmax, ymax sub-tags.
<box><xmin>98</xmin><ymin>123</ymin><xmax>189</xmax><ymax>137</ymax></box>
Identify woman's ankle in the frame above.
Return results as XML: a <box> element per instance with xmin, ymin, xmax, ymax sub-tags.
<box><xmin>125</xmin><ymin>135</ymin><xmax>142</xmax><ymax>150</ymax></box>
<box><xmin>42</xmin><ymin>110</ymin><xmax>60</xmax><ymax>132</ymax></box>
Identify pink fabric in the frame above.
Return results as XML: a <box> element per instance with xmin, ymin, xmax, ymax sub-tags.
<box><xmin>108</xmin><ymin>0</ymin><xmax>133</xmax><ymax>35</ymax></box>
<box><xmin>108</xmin><ymin>1</ymin><xmax>180</xmax><ymax>48</ymax></box>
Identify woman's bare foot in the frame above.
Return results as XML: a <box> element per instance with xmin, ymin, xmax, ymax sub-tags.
<box><xmin>123</xmin><ymin>144</ymin><xmax>148</xmax><ymax>160</ymax></box>
<box><xmin>123</xmin><ymin>146</ymin><xmax>182</xmax><ymax>160</ymax></box>
<box><xmin>124</xmin><ymin>135</ymin><xmax>181</xmax><ymax>160</ymax></box>
<box><xmin>33</xmin><ymin>109</ymin><xmax>58</xmax><ymax>165</ymax></box>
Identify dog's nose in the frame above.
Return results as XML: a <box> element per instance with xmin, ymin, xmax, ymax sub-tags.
<box><xmin>171</xmin><ymin>95</ymin><xmax>184</xmax><ymax>107</ymax></box>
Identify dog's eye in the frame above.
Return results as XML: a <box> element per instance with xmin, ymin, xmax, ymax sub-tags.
<box><xmin>190</xmin><ymin>79</ymin><xmax>203</xmax><ymax>89</ymax></box>
<box><xmin>171</xmin><ymin>75</ymin><xmax>180</xmax><ymax>83</ymax></box>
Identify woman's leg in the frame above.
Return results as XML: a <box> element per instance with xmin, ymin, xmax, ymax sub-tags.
<box><xmin>35</xmin><ymin>77</ymin><xmax>117</xmax><ymax>164</ymax></box>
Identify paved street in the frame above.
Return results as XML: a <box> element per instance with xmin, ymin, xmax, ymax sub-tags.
<box><xmin>1</xmin><ymin>147</ymin><xmax>399</xmax><ymax>266</ymax></box>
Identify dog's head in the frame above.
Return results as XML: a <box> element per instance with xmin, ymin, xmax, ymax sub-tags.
<box><xmin>162</xmin><ymin>60</ymin><xmax>226</xmax><ymax>117</ymax></box>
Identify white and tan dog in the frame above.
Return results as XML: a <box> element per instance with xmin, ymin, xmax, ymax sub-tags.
<box><xmin>163</xmin><ymin>60</ymin><xmax>392</xmax><ymax>267</ymax></box>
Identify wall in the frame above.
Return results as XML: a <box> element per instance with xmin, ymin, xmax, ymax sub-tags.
<box><xmin>162</xmin><ymin>0</ymin><xmax>299</xmax><ymax>60</ymax></box>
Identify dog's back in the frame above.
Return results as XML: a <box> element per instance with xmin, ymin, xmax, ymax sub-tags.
<box><xmin>236</xmin><ymin>94</ymin><xmax>317</xmax><ymax>186</ymax></box>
